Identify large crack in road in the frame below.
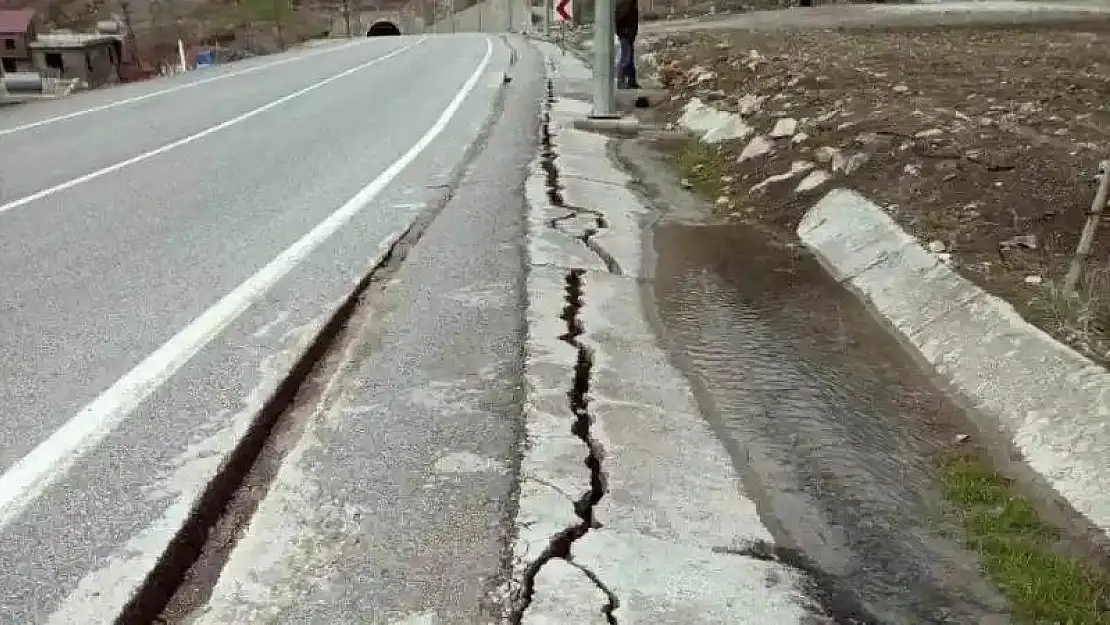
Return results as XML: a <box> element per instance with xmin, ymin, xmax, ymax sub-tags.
<box><xmin>538</xmin><ymin>65</ymin><xmax>623</xmax><ymax>276</ymax></box>
<box><xmin>511</xmin><ymin>72</ymin><xmax>626</xmax><ymax>623</ymax></box>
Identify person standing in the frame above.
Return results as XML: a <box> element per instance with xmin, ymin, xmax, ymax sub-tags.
<box><xmin>615</xmin><ymin>0</ymin><xmax>640</xmax><ymax>89</ymax></box>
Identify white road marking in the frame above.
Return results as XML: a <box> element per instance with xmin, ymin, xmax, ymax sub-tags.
<box><xmin>0</xmin><ymin>37</ymin><xmax>378</xmax><ymax>137</ymax></box>
<box><xmin>0</xmin><ymin>36</ymin><xmax>496</xmax><ymax>530</ymax></box>
<box><xmin>0</xmin><ymin>39</ymin><xmax>424</xmax><ymax>215</ymax></box>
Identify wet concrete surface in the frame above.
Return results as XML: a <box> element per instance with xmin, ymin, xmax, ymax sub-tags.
<box><xmin>618</xmin><ymin>139</ymin><xmax>1010</xmax><ymax>624</ymax></box>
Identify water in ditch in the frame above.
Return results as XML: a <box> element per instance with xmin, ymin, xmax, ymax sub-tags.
<box><xmin>650</xmin><ymin>220</ymin><xmax>1010</xmax><ymax>623</ymax></box>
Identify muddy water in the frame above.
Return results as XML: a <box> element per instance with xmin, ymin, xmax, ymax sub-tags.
<box><xmin>651</xmin><ymin>223</ymin><xmax>1009</xmax><ymax>624</ymax></box>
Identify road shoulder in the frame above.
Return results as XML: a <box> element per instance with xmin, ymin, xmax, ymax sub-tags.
<box><xmin>512</xmin><ymin>40</ymin><xmax>822</xmax><ymax>623</ymax></box>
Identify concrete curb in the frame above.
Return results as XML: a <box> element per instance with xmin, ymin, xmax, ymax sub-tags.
<box><xmin>798</xmin><ymin>188</ymin><xmax>1110</xmax><ymax>538</ymax></box>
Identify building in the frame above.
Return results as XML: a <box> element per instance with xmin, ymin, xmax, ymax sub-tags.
<box><xmin>29</xmin><ymin>32</ymin><xmax>123</xmax><ymax>88</ymax></box>
<box><xmin>0</xmin><ymin>8</ymin><xmax>36</xmax><ymax>73</ymax></box>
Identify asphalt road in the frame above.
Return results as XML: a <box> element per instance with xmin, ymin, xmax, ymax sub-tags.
<box><xmin>188</xmin><ymin>38</ymin><xmax>541</xmax><ymax>623</ymax></box>
<box><xmin>0</xmin><ymin>32</ymin><xmax>520</xmax><ymax>623</ymax></box>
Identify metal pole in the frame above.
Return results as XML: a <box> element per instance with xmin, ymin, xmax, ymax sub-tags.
<box><xmin>543</xmin><ymin>0</ymin><xmax>550</xmax><ymax>37</ymax></box>
<box><xmin>591</xmin><ymin>0</ymin><xmax>617</xmax><ymax>118</ymax></box>
<box><xmin>507</xmin><ymin>0</ymin><xmax>514</xmax><ymax>32</ymax></box>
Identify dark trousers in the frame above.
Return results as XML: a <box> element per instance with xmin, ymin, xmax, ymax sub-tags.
<box><xmin>617</xmin><ymin>35</ymin><xmax>637</xmax><ymax>87</ymax></box>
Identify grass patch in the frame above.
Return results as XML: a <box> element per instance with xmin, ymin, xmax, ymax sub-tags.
<box><xmin>941</xmin><ymin>455</ymin><xmax>1110</xmax><ymax>624</ymax></box>
<box><xmin>675</xmin><ymin>139</ymin><xmax>729</xmax><ymax>199</ymax></box>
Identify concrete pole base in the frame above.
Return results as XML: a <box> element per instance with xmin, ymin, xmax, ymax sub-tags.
<box><xmin>574</xmin><ymin>116</ymin><xmax>641</xmax><ymax>137</ymax></box>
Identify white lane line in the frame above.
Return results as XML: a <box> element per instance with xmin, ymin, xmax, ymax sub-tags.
<box><xmin>0</xmin><ymin>39</ymin><xmax>426</xmax><ymax>215</ymax></box>
<box><xmin>0</xmin><ymin>37</ymin><xmax>378</xmax><ymax>138</ymax></box>
<box><xmin>0</xmin><ymin>36</ymin><xmax>495</xmax><ymax>531</ymax></box>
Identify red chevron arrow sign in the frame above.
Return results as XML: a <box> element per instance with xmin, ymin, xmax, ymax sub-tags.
<box><xmin>555</xmin><ymin>0</ymin><xmax>572</xmax><ymax>23</ymax></box>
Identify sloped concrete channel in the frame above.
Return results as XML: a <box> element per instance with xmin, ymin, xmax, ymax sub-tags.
<box><xmin>614</xmin><ymin>141</ymin><xmax>1011</xmax><ymax>622</ymax></box>
<box><xmin>648</xmin><ymin>220</ymin><xmax>1009</xmax><ymax>623</ymax></box>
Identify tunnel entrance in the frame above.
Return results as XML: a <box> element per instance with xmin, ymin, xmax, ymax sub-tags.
<box><xmin>366</xmin><ymin>21</ymin><xmax>401</xmax><ymax>36</ymax></box>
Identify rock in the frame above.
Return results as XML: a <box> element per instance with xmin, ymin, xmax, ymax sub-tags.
<box><xmin>914</xmin><ymin>128</ymin><xmax>944</xmax><ymax>138</ymax></box>
<box><xmin>689</xmin><ymin>65</ymin><xmax>716</xmax><ymax>83</ymax></box>
<box><xmin>831</xmin><ymin>152</ymin><xmax>869</xmax><ymax>176</ymax></box>
<box><xmin>750</xmin><ymin>161</ymin><xmax>814</xmax><ymax>194</ymax></box>
<box><xmin>678</xmin><ymin>98</ymin><xmax>753</xmax><ymax>144</ymax></box>
<box><xmin>928</xmin><ymin>240</ymin><xmax>946</xmax><ymax>254</ymax></box>
<box><xmin>1000</xmin><ymin>234</ymin><xmax>1038</xmax><ymax>250</ymax></box>
<box><xmin>770</xmin><ymin>117</ymin><xmax>798</xmax><ymax>138</ymax></box>
<box><xmin>903</xmin><ymin>163</ymin><xmax>922</xmax><ymax>177</ymax></box>
<box><xmin>893</xmin><ymin>84</ymin><xmax>910</xmax><ymax>93</ymax></box>
<box><xmin>1025</xmin><ymin>275</ymin><xmax>1043</xmax><ymax>285</ymax></box>
<box><xmin>814</xmin><ymin>146</ymin><xmax>841</xmax><ymax>164</ymax></box>
<box><xmin>680</xmin><ymin>178</ymin><xmax>693</xmax><ymax>189</ymax></box>
<box><xmin>715</xmin><ymin>195</ymin><xmax>729</xmax><ymax>206</ymax></box>
<box><xmin>737</xmin><ymin>93</ymin><xmax>765</xmax><ymax>115</ymax></box>
<box><xmin>792</xmin><ymin>132</ymin><xmax>809</xmax><ymax>145</ymax></box>
<box><xmin>955</xmin><ymin>433</ymin><xmax>970</xmax><ymax>444</ymax></box>
<box><xmin>795</xmin><ymin>170</ymin><xmax>831</xmax><ymax>193</ymax></box>
<box><xmin>738</xmin><ymin>135</ymin><xmax>775</xmax><ymax>162</ymax></box>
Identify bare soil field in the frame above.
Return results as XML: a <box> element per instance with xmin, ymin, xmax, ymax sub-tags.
<box><xmin>643</xmin><ymin>20</ymin><xmax>1110</xmax><ymax>364</ymax></box>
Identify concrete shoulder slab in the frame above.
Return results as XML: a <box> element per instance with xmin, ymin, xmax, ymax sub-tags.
<box><xmin>799</xmin><ymin>188</ymin><xmax>1110</xmax><ymax>537</ymax></box>
<box><xmin>522</xmin><ymin>559</ymin><xmax>611</xmax><ymax>625</ymax></box>
<box><xmin>574</xmin><ymin>530</ymin><xmax>817</xmax><ymax>624</ymax></box>
<box><xmin>580</xmin><ymin>271</ymin><xmax>773</xmax><ymax>548</ymax></box>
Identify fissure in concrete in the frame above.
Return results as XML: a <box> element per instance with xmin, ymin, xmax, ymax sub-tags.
<box><xmin>513</xmin><ymin>73</ymin><xmax>626</xmax><ymax>624</ymax></box>
<box><xmin>538</xmin><ymin>74</ymin><xmax>622</xmax><ymax>276</ymax></box>
<box><xmin>512</xmin><ymin>269</ymin><xmax>618</xmax><ymax>624</ymax></box>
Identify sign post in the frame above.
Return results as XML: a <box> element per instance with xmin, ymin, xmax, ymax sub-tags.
<box><xmin>554</xmin><ymin>0</ymin><xmax>571</xmax><ymax>24</ymax></box>
<box><xmin>590</xmin><ymin>0</ymin><xmax>617</xmax><ymax>118</ymax></box>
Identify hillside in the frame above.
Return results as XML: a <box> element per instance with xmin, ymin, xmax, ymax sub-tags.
<box><xmin>0</xmin><ymin>0</ymin><xmax>412</xmax><ymax>61</ymax></box>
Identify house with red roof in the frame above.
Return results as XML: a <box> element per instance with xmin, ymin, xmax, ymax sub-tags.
<box><xmin>0</xmin><ymin>8</ymin><xmax>36</xmax><ymax>73</ymax></box>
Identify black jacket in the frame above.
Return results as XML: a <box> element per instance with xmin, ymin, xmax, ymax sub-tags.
<box><xmin>615</xmin><ymin>0</ymin><xmax>638</xmax><ymax>38</ymax></box>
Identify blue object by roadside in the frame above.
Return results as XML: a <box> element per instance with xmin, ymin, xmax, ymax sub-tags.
<box><xmin>196</xmin><ymin>49</ymin><xmax>216</xmax><ymax>68</ymax></box>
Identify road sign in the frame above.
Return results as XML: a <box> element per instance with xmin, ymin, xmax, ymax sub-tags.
<box><xmin>555</xmin><ymin>0</ymin><xmax>572</xmax><ymax>23</ymax></box>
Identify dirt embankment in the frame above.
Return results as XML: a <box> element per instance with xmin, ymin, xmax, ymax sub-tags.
<box><xmin>643</xmin><ymin>21</ymin><xmax>1110</xmax><ymax>364</ymax></box>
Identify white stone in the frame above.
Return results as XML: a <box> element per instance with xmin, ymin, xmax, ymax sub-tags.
<box><xmin>814</xmin><ymin>146</ymin><xmax>840</xmax><ymax>164</ymax></box>
<box><xmin>795</xmin><ymin>170</ymin><xmax>832</xmax><ymax>193</ymax></box>
<box><xmin>738</xmin><ymin>135</ymin><xmax>774</xmax><ymax>162</ymax></box>
<box><xmin>678</xmin><ymin>98</ymin><xmax>753</xmax><ymax>144</ymax></box>
<box><xmin>751</xmin><ymin>161</ymin><xmax>814</xmax><ymax>194</ymax></box>
<box><xmin>769</xmin><ymin>117</ymin><xmax>798</xmax><ymax>138</ymax></box>
<box><xmin>737</xmin><ymin>93</ymin><xmax>765</xmax><ymax>115</ymax></box>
